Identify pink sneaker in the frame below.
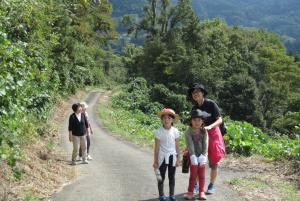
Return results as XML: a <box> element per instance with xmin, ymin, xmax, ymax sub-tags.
<box><xmin>199</xmin><ymin>191</ymin><xmax>207</xmax><ymax>200</ymax></box>
<box><xmin>183</xmin><ymin>192</ymin><xmax>193</xmax><ymax>200</ymax></box>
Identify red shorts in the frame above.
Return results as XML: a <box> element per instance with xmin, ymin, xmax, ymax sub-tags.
<box><xmin>208</xmin><ymin>127</ymin><xmax>225</xmax><ymax>165</ymax></box>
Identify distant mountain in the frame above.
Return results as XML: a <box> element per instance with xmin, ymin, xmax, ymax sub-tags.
<box><xmin>110</xmin><ymin>0</ymin><xmax>300</xmax><ymax>55</ymax></box>
<box><xmin>191</xmin><ymin>0</ymin><xmax>300</xmax><ymax>55</ymax></box>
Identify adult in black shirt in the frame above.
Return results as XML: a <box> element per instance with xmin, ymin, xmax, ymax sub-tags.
<box><xmin>68</xmin><ymin>103</ymin><xmax>89</xmax><ymax>165</ymax></box>
<box><xmin>188</xmin><ymin>83</ymin><xmax>225</xmax><ymax>195</ymax></box>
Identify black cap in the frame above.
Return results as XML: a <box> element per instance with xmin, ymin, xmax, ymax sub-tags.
<box><xmin>190</xmin><ymin>109</ymin><xmax>210</xmax><ymax>119</ymax></box>
<box><xmin>187</xmin><ymin>83</ymin><xmax>208</xmax><ymax>98</ymax></box>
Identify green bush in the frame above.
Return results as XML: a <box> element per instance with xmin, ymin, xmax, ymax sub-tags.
<box><xmin>150</xmin><ymin>84</ymin><xmax>189</xmax><ymax>113</ymax></box>
<box><xmin>110</xmin><ymin>80</ymin><xmax>300</xmax><ymax>163</ymax></box>
<box><xmin>224</xmin><ymin>120</ymin><xmax>300</xmax><ymax>160</ymax></box>
<box><xmin>0</xmin><ymin>0</ymin><xmax>122</xmax><ymax>170</ymax></box>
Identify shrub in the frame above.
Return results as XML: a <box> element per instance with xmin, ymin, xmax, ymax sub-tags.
<box><xmin>224</xmin><ymin>120</ymin><xmax>300</xmax><ymax>160</ymax></box>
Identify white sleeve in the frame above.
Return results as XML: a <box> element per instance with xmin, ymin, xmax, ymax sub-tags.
<box><xmin>155</xmin><ymin>129</ymin><xmax>161</xmax><ymax>140</ymax></box>
<box><xmin>175</xmin><ymin>128</ymin><xmax>180</xmax><ymax>139</ymax></box>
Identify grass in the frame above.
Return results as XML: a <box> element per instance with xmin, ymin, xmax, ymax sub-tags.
<box><xmin>98</xmin><ymin>91</ymin><xmax>186</xmax><ymax>148</ymax></box>
<box><xmin>229</xmin><ymin>175</ymin><xmax>300</xmax><ymax>201</ymax></box>
<box><xmin>23</xmin><ymin>194</ymin><xmax>39</xmax><ymax>201</ymax></box>
<box><xmin>99</xmin><ymin>100</ymin><xmax>156</xmax><ymax>146</ymax></box>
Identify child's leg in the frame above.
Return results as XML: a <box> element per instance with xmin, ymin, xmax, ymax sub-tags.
<box><xmin>187</xmin><ymin>165</ymin><xmax>198</xmax><ymax>193</ymax></box>
<box><xmin>86</xmin><ymin>135</ymin><xmax>90</xmax><ymax>154</ymax></box>
<box><xmin>198</xmin><ymin>166</ymin><xmax>206</xmax><ymax>192</ymax></box>
<box><xmin>158</xmin><ymin>160</ymin><xmax>167</xmax><ymax>196</ymax></box>
<box><xmin>167</xmin><ymin>156</ymin><xmax>176</xmax><ymax>196</ymax></box>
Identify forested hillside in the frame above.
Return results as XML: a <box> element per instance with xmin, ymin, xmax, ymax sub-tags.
<box><xmin>191</xmin><ymin>0</ymin><xmax>300</xmax><ymax>55</ymax></box>
<box><xmin>111</xmin><ymin>0</ymin><xmax>300</xmax><ymax>55</ymax></box>
<box><xmin>122</xmin><ymin>0</ymin><xmax>300</xmax><ymax>137</ymax></box>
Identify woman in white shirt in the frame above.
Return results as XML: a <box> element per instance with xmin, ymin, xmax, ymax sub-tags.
<box><xmin>153</xmin><ymin>108</ymin><xmax>180</xmax><ymax>201</ymax></box>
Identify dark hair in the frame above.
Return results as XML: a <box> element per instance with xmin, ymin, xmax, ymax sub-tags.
<box><xmin>189</xmin><ymin>116</ymin><xmax>206</xmax><ymax>128</ymax></box>
<box><xmin>72</xmin><ymin>103</ymin><xmax>80</xmax><ymax>112</ymax></box>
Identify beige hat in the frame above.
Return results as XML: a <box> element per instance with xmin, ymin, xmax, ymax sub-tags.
<box><xmin>80</xmin><ymin>101</ymin><xmax>88</xmax><ymax>109</ymax></box>
<box><xmin>158</xmin><ymin>108</ymin><xmax>180</xmax><ymax>121</ymax></box>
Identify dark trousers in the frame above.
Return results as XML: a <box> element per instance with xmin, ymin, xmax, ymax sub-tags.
<box><xmin>158</xmin><ymin>155</ymin><xmax>176</xmax><ymax>197</ymax></box>
<box><xmin>79</xmin><ymin>135</ymin><xmax>90</xmax><ymax>156</ymax></box>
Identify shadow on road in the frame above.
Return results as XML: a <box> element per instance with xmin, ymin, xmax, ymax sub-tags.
<box><xmin>139</xmin><ymin>193</ymin><xmax>191</xmax><ymax>201</ymax></box>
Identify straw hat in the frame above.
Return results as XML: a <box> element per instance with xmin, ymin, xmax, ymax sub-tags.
<box><xmin>158</xmin><ymin>108</ymin><xmax>180</xmax><ymax>121</ymax></box>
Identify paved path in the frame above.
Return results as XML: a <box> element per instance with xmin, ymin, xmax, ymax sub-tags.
<box><xmin>50</xmin><ymin>92</ymin><xmax>245</xmax><ymax>201</ymax></box>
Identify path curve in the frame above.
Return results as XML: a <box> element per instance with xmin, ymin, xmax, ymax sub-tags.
<box><xmin>50</xmin><ymin>91</ymin><xmax>246</xmax><ymax>201</ymax></box>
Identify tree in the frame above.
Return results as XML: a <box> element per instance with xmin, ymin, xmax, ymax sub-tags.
<box><xmin>219</xmin><ymin>74</ymin><xmax>265</xmax><ymax>128</ymax></box>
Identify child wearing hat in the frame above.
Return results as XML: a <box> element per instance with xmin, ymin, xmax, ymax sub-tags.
<box><xmin>183</xmin><ymin>109</ymin><xmax>209</xmax><ymax>200</ymax></box>
<box><xmin>79</xmin><ymin>101</ymin><xmax>93</xmax><ymax>161</ymax></box>
<box><xmin>153</xmin><ymin>108</ymin><xmax>181</xmax><ymax>201</ymax></box>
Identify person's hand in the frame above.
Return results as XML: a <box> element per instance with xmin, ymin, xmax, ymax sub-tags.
<box><xmin>198</xmin><ymin>154</ymin><xmax>207</xmax><ymax>165</ymax></box>
<box><xmin>176</xmin><ymin>160</ymin><xmax>181</xmax><ymax>167</ymax></box>
<box><xmin>69</xmin><ymin>134</ymin><xmax>73</xmax><ymax>142</ymax></box>
<box><xmin>204</xmin><ymin>125</ymin><xmax>213</xmax><ymax>131</ymax></box>
<box><xmin>153</xmin><ymin>161</ymin><xmax>159</xmax><ymax>169</ymax></box>
<box><xmin>190</xmin><ymin>155</ymin><xmax>198</xmax><ymax>165</ymax></box>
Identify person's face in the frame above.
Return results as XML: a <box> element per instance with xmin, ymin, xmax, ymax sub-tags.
<box><xmin>76</xmin><ymin>106</ymin><xmax>83</xmax><ymax>114</ymax></box>
<box><xmin>192</xmin><ymin>89</ymin><xmax>204</xmax><ymax>103</ymax></box>
<box><xmin>82</xmin><ymin>107</ymin><xmax>87</xmax><ymax>112</ymax></box>
<box><xmin>191</xmin><ymin>117</ymin><xmax>203</xmax><ymax>129</ymax></box>
<box><xmin>162</xmin><ymin>115</ymin><xmax>173</xmax><ymax>129</ymax></box>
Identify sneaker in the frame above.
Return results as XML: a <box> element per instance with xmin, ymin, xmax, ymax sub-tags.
<box><xmin>159</xmin><ymin>195</ymin><xmax>167</xmax><ymax>201</ymax></box>
<box><xmin>183</xmin><ymin>192</ymin><xmax>193</xmax><ymax>200</ymax></box>
<box><xmin>199</xmin><ymin>192</ymin><xmax>207</xmax><ymax>200</ymax></box>
<box><xmin>169</xmin><ymin>195</ymin><xmax>176</xmax><ymax>201</ymax></box>
<box><xmin>87</xmin><ymin>155</ymin><xmax>93</xmax><ymax>161</ymax></box>
<box><xmin>71</xmin><ymin>161</ymin><xmax>76</xmax><ymax>166</ymax></box>
<box><xmin>206</xmin><ymin>183</ymin><xmax>215</xmax><ymax>194</ymax></box>
<box><xmin>81</xmin><ymin>160</ymin><xmax>89</xmax><ymax>164</ymax></box>
<box><xmin>193</xmin><ymin>183</ymin><xmax>199</xmax><ymax>194</ymax></box>
<box><xmin>77</xmin><ymin>157</ymin><xmax>82</xmax><ymax>161</ymax></box>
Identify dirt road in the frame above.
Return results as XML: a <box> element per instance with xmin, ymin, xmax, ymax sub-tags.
<box><xmin>50</xmin><ymin>92</ymin><xmax>246</xmax><ymax>201</ymax></box>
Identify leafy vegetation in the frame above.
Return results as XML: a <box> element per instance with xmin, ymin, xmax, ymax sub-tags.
<box><xmin>225</xmin><ymin>120</ymin><xmax>299</xmax><ymax>161</ymax></box>
<box><xmin>0</xmin><ymin>0</ymin><xmax>124</xmax><ymax>170</ymax></box>
<box><xmin>101</xmin><ymin>79</ymin><xmax>300</xmax><ymax>165</ymax></box>
<box><xmin>191</xmin><ymin>0</ymin><xmax>300</xmax><ymax>55</ymax></box>
<box><xmin>121</xmin><ymin>0</ymin><xmax>300</xmax><ymax>139</ymax></box>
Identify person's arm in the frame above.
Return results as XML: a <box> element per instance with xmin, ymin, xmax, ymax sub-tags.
<box><xmin>89</xmin><ymin>123</ymin><xmax>93</xmax><ymax>134</ymax></box>
<box><xmin>175</xmin><ymin>138</ymin><xmax>180</xmax><ymax>167</ymax></box>
<box><xmin>84</xmin><ymin>114</ymin><xmax>89</xmax><ymax>129</ymax></box>
<box><xmin>68</xmin><ymin>115</ymin><xmax>73</xmax><ymax>142</ymax></box>
<box><xmin>153</xmin><ymin>138</ymin><xmax>160</xmax><ymax>169</ymax></box>
<box><xmin>185</xmin><ymin>130</ymin><xmax>195</xmax><ymax>156</ymax></box>
<box><xmin>205</xmin><ymin>116</ymin><xmax>222</xmax><ymax>130</ymax></box>
<box><xmin>202</xmin><ymin>130</ymin><xmax>208</xmax><ymax>156</ymax></box>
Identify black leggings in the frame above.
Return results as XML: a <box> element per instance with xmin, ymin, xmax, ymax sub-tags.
<box><xmin>79</xmin><ymin>135</ymin><xmax>90</xmax><ymax>157</ymax></box>
<box><xmin>158</xmin><ymin>155</ymin><xmax>176</xmax><ymax>197</ymax></box>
